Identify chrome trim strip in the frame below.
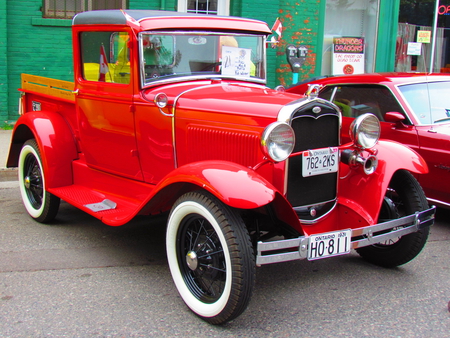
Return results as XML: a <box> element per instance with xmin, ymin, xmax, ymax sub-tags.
<box><xmin>426</xmin><ymin>197</ymin><xmax>450</xmax><ymax>209</ymax></box>
<box><xmin>256</xmin><ymin>206</ymin><xmax>435</xmax><ymax>266</ymax></box>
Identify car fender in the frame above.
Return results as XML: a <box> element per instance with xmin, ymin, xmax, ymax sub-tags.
<box><xmin>153</xmin><ymin>160</ymin><xmax>277</xmax><ymax>210</ymax></box>
<box><xmin>7</xmin><ymin>111</ymin><xmax>78</xmax><ymax>188</ymax></box>
<box><xmin>338</xmin><ymin>139</ymin><xmax>428</xmax><ymax>224</ymax></box>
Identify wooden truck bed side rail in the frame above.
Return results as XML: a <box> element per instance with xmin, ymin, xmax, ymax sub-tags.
<box><xmin>21</xmin><ymin>74</ymin><xmax>75</xmax><ymax>102</ymax></box>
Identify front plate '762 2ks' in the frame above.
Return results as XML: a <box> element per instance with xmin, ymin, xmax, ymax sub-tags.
<box><xmin>302</xmin><ymin>147</ymin><xmax>339</xmax><ymax>177</ymax></box>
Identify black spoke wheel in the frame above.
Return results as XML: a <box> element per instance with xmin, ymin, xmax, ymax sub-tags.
<box><xmin>178</xmin><ymin>214</ymin><xmax>227</xmax><ymax>303</ymax></box>
<box><xmin>166</xmin><ymin>191</ymin><xmax>255</xmax><ymax>324</ymax></box>
<box><xmin>18</xmin><ymin>139</ymin><xmax>60</xmax><ymax>223</ymax></box>
<box><xmin>356</xmin><ymin>170</ymin><xmax>430</xmax><ymax>267</ymax></box>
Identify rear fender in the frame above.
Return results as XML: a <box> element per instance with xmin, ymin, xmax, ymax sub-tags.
<box><xmin>7</xmin><ymin>111</ymin><xmax>78</xmax><ymax>188</ymax></box>
<box><xmin>338</xmin><ymin>139</ymin><xmax>428</xmax><ymax>224</ymax></box>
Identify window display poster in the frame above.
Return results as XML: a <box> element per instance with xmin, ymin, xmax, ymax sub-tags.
<box><xmin>332</xmin><ymin>37</ymin><xmax>365</xmax><ymax>75</ymax></box>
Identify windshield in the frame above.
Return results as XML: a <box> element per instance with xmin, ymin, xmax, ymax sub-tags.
<box><xmin>399</xmin><ymin>81</ymin><xmax>450</xmax><ymax>125</ymax></box>
<box><xmin>139</xmin><ymin>32</ymin><xmax>266</xmax><ymax>86</ymax></box>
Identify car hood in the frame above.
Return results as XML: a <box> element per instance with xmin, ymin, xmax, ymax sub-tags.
<box><xmin>144</xmin><ymin>80</ymin><xmax>303</xmax><ymax>120</ymax></box>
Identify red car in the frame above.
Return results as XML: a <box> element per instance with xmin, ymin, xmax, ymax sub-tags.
<box><xmin>287</xmin><ymin>73</ymin><xmax>450</xmax><ymax>208</ymax></box>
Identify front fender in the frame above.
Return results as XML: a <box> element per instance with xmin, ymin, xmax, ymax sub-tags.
<box><xmin>338</xmin><ymin>139</ymin><xmax>428</xmax><ymax>224</ymax></box>
<box><xmin>7</xmin><ymin>111</ymin><xmax>78</xmax><ymax>188</ymax></box>
<box><xmin>156</xmin><ymin>160</ymin><xmax>277</xmax><ymax>209</ymax></box>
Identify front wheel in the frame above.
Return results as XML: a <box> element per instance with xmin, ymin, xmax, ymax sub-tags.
<box><xmin>166</xmin><ymin>191</ymin><xmax>255</xmax><ymax>324</ymax></box>
<box><xmin>356</xmin><ymin>170</ymin><xmax>430</xmax><ymax>268</ymax></box>
<box><xmin>18</xmin><ymin>139</ymin><xmax>60</xmax><ymax>223</ymax></box>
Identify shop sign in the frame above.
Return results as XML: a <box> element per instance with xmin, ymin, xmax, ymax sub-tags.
<box><xmin>439</xmin><ymin>5</ymin><xmax>450</xmax><ymax>15</ymax></box>
<box><xmin>417</xmin><ymin>30</ymin><xmax>431</xmax><ymax>43</ymax></box>
<box><xmin>332</xmin><ymin>37</ymin><xmax>365</xmax><ymax>75</ymax></box>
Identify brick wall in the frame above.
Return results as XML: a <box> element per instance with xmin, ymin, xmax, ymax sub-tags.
<box><xmin>5</xmin><ymin>1</ymin><xmax>73</xmax><ymax>122</ymax></box>
<box><xmin>232</xmin><ymin>0</ymin><xmax>322</xmax><ymax>88</ymax></box>
<box><xmin>0</xmin><ymin>1</ymin><xmax>7</xmax><ymax>123</ymax></box>
<box><xmin>275</xmin><ymin>0</ymin><xmax>323</xmax><ymax>87</ymax></box>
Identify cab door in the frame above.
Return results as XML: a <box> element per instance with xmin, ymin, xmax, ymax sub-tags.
<box><xmin>75</xmin><ymin>30</ymin><xmax>143</xmax><ymax>180</ymax></box>
<box><xmin>415</xmin><ymin>125</ymin><xmax>450</xmax><ymax>205</ymax></box>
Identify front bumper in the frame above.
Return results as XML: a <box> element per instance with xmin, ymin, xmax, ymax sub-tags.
<box><xmin>256</xmin><ymin>206</ymin><xmax>436</xmax><ymax>266</ymax></box>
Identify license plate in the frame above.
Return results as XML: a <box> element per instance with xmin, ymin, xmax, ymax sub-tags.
<box><xmin>302</xmin><ymin>147</ymin><xmax>339</xmax><ymax>177</ymax></box>
<box><xmin>307</xmin><ymin>229</ymin><xmax>352</xmax><ymax>260</ymax></box>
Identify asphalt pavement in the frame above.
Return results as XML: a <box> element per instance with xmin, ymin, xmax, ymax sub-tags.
<box><xmin>0</xmin><ymin>184</ymin><xmax>449</xmax><ymax>337</ymax></box>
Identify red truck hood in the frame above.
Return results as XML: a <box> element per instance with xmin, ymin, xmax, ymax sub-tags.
<box><xmin>143</xmin><ymin>80</ymin><xmax>303</xmax><ymax>120</ymax></box>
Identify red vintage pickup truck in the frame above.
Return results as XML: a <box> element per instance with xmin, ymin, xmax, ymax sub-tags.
<box><xmin>7</xmin><ymin>10</ymin><xmax>435</xmax><ymax>324</ymax></box>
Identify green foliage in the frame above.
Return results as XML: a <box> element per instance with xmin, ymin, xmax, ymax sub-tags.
<box><xmin>0</xmin><ymin>121</ymin><xmax>14</xmax><ymax>130</ymax></box>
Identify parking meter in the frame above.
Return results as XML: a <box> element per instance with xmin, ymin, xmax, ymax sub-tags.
<box><xmin>286</xmin><ymin>45</ymin><xmax>308</xmax><ymax>85</ymax></box>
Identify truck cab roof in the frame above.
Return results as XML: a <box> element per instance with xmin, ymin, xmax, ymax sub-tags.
<box><xmin>72</xmin><ymin>9</ymin><xmax>272</xmax><ymax>34</ymax></box>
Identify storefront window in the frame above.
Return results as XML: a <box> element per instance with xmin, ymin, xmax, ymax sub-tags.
<box><xmin>397</xmin><ymin>0</ymin><xmax>450</xmax><ymax>73</ymax></box>
<box><xmin>321</xmin><ymin>0</ymin><xmax>379</xmax><ymax>75</ymax></box>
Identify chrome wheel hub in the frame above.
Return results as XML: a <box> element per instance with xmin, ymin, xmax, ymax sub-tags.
<box><xmin>24</xmin><ymin>176</ymin><xmax>31</xmax><ymax>189</ymax></box>
<box><xmin>186</xmin><ymin>250</ymin><xmax>198</xmax><ymax>271</ymax></box>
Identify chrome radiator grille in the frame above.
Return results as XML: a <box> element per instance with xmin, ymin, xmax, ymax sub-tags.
<box><xmin>286</xmin><ymin>101</ymin><xmax>340</xmax><ymax>212</ymax></box>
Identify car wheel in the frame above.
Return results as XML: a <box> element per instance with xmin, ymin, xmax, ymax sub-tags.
<box><xmin>356</xmin><ymin>170</ymin><xmax>430</xmax><ymax>268</ymax></box>
<box><xmin>18</xmin><ymin>139</ymin><xmax>60</xmax><ymax>223</ymax></box>
<box><xmin>166</xmin><ymin>191</ymin><xmax>255</xmax><ymax>324</ymax></box>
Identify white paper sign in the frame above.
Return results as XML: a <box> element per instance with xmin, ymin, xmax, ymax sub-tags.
<box><xmin>221</xmin><ymin>46</ymin><xmax>252</xmax><ymax>77</ymax></box>
<box><xmin>407</xmin><ymin>42</ymin><xmax>422</xmax><ymax>56</ymax></box>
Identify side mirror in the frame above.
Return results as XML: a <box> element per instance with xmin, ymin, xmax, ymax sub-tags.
<box><xmin>384</xmin><ymin>112</ymin><xmax>405</xmax><ymax>123</ymax></box>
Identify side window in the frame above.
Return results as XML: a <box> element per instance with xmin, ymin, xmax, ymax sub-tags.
<box><xmin>329</xmin><ymin>85</ymin><xmax>406</xmax><ymax>122</ymax></box>
<box><xmin>80</xmin><ymin>32</ymin><xmax>130</xmax><ymax>84</ymax></box>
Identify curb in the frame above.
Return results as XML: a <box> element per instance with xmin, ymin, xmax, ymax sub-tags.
<box><xmin>0</xmin><ymin>168</ymin><xmax>18</xmax><ymax>182</ymax></box>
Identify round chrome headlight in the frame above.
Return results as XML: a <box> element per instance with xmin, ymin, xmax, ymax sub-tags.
<box><xmin>261</xmin><ymin>122</ymin><xmax>295</xmax><ymax>162</ymax></box>
<box><xmin>349</xmin><ymin>113</ymin><xmax>380</xmax><ymax>149</ymax></box>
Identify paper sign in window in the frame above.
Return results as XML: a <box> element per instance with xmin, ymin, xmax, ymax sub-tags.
<box><xmin>221</xmin><ymin>46</ymin><xmax>252</xmax><ymax>77</ymax></box>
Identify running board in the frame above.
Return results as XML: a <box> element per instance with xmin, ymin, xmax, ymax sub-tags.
<box><xmin>49</xmin><ymin>160</ymin><xmax>154</xmax><ymax>226</ymax></box>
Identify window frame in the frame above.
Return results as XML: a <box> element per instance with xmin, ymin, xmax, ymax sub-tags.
<box><xmin>177</xmin><ymin>0</ymin><xmax>230</xmax><ymax>16</ymax></box>
<box><xmin>43</xmin><ymin>0</ymin><xmax>128</xmax><ymax>19</ymax></box>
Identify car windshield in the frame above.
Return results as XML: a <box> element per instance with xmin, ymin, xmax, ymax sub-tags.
<box><xmin>139</xmin><ymin>32</ymin><xmax>266</xmax><ymax>86</ymax></box>
<box><xmin>398</xmin><ymin>81</ymin><xmax>450</xmax><ymax>125</ymax></box>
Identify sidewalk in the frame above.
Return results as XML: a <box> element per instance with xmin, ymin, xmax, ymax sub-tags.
<box><xmin>0</xmin><ymin>130</ymin><xmax>17</xmax><ymax>182</ymax></box>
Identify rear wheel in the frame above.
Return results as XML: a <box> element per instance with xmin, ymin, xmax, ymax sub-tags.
<box><xmin>166</xmin><ymin>191</ymin><xmax>255</xmax><ymax>324</ymax></box>
<box><xmin>18</xmin><ymin>139</ymin><xmax>60</xmax><ymax>223</ymax></box>
<box><xmin>356</xmin><ymin>170</ymin><xmax>430</xmax><ymax>268</ymax></box>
